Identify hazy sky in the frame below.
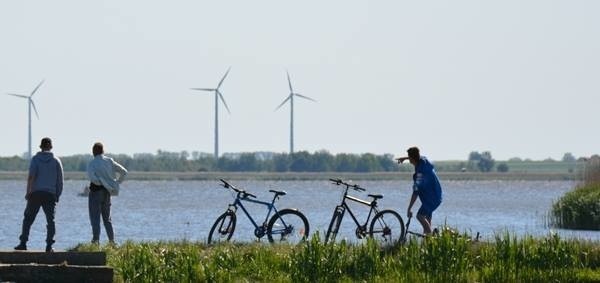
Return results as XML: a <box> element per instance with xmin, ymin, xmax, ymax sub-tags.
<box><xmin>1</xmin><ymin>1</ymin><xmax>598</xmax><ymax>160</ymax></box>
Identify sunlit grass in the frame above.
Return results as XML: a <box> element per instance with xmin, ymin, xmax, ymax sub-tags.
<box><xmin>70</xmin><ymin>230</ymin><xmax>600</xmax><ymax>282</ymax></box>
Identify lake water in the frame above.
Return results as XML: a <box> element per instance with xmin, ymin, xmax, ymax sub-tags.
<box><xmin>1</xmin><ymin>180</ymin><xmax>599</xmax><ymax>250</ymax></box>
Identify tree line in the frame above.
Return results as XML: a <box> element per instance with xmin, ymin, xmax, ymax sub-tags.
<box><xmin>0</xmin><ymin>150</ymin><xmax>590</xmax><ymax>173</ymax></box>
<box><xmin>0</xmin><ymin>150</ymin><xmax>404</xmax><ymax>173</ymax></box>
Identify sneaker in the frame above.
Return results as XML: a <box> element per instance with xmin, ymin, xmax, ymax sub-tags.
<box><xmin>14</xmin><ymin>243</ymin><xmax>27</xmax><ymax>251</ymax></box>
<box><xmin>45</xmin><ymin>245</ymin><xmax>54</xmax><ymax>253</ymax></box>
<box><xmin>91</xmin><ymin>240</ymin><xmax>99</xmax><ymax>245</ymax></box>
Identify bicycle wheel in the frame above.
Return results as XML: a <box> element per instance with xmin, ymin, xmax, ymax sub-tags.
<box><xmin>325</xmin><ymin>206</ymin><xmax>344</xmax><ymax>243</ymax></box>
<box><xmin>267</xmin><ymin>208</ymin><xmax>309</xmax><ymax>244</ymax></box>
<box><xmin>369</xmin><ymin>209</ymin><xmax>404</xmax><ymax>246</ymax></box>
<box><xmin>208</xmin><ymin>210</ymin><xmax>236</xmax><ymax>244</ymax></box>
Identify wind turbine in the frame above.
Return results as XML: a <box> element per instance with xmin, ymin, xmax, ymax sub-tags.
<box><xmin>275</xmin><ymin>71</ymin><xmax>316</xmax><ymax>154</ymax></box>
<box><xmin>190</xmin><ymin>67</ymin><xmax>232</xmax><ymax>160</ymax></box>
<box><xmin>6</xmin><ymin>80</ymin><xmax>45</xmax><ymax>160</ymax></box>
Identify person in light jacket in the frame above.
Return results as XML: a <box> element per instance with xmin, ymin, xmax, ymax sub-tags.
<box><xmin>86</xmin><ymin>142</ymin><xmax>127</xmax><ymax>244</ymax></box>
<box><xmin>15</xmin><ymin>137</ymin><xmax>63</xmax><ymax>252</ymax></box>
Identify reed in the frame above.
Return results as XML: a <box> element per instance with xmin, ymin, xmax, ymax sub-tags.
<box><xmin>71</xmin><ymin>230</ymin><xmax>600</xmax><ymax>282</ymax></box>
<box><xmin>551</xmin><ymin>156</ymin><xmax>600</xmax><ymax>230</ymax></box>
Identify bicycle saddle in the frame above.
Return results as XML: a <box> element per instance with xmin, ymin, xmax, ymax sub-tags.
<box><xmin>368</xmin><ymin>194</ymin><xmax>383</xmax><ymax>200</ymax></box>
<box><xmin>269</xmin><ymin>189</ymin><xmax>287</xmax><ymax>196</ymax></box>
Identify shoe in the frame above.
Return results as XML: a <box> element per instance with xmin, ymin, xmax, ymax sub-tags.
<box><xmin>45</xmin><ymin>245</ymin><xmax>54</xmax><ymax>253</ymax></box>
<box><xmin>91</xmin><ymin>240</ymin><xmax>99</xmax><ymax>245</ymax></box>
<box><xmin>14</xmin><ymin>243</ymin><xmax>27</xmax><ymax>251</ymax></box>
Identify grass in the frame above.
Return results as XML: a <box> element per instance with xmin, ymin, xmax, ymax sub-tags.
<box><xmin>71</xmin><ymin>231</ymin><xmax>600</xmax><ymax>283</ymax></box>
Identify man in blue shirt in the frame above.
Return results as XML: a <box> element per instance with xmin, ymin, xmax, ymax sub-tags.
<box><xmin>398</xmin><ymin>147</ymin><xmax>443</xmax><ymax>235</ymax></box>
<box><xmin>15</xmin><ymin>137</ymin><xmax>63</xmax><ymax>252</ymax></box>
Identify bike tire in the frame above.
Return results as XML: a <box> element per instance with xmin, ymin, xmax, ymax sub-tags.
<box><xmin>208</xmin><ymin>210</ymin><xmax>236</xmax><ymax>244</ymax></box>
<box><xmin>267</xmin><ymin>208</ymin><xmax>310</xmax><ymax>244</ymax></box>
<box><xmin>369</xmin><ymin>209</ymin><xmax>404</xmax><ymax>246</ymax></box>
<box><xmin>325</xmin><ymin>206</ymin><xmax>344</xmax><ymax>243</ymax></box>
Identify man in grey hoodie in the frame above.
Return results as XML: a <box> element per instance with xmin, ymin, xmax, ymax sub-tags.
<box><xmin>15</xmin><ymin>137</ymin><xmax>63</xmax><ymax>252</ymax></box>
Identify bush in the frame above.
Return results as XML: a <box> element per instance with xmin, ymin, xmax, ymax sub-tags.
<box><xmin>551</xmin><ymin>157</ymin><xmax>600</xmax><ymax>230</ymax></box>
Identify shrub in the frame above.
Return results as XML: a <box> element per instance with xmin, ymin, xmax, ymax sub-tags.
<box><xmin>551</xmin><ymin>157</ymin><xmax>600</xmax><ymax>230</ymax></box>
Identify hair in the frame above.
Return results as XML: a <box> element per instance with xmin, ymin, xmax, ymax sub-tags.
<box><xmin>40</xmin><ymin>137</ymin><xmax>52</xmax><ymax>151</ymax></box>
<box><xmin>92</xmin><ymin>142</ymin><xmax>104</xmax><ymax>156</ymax></box>
<box><xmin>407</xmin><ymin>146</ymin><xmax>420</xmax><ymax>161</ymax></box>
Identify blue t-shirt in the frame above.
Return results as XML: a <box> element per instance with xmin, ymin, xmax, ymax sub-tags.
<box><xmin>412</xmin><ymin>157</ymin><xmax>443</xmax><ymax>208</ymax></box>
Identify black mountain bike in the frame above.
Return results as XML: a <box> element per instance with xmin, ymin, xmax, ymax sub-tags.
<box><xmin>325</xmin><ymin>178</ymin><xmax>404</xmax><ymax>245</ymax></box>
<box><xmin>208</xmin><ymin>179</ymin><xmax>310</xmax><ymax>244</ymax></box>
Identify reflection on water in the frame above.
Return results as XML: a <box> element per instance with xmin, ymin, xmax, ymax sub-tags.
<box><xmin>0</xmin><ymin>179</ymin><xmax>598</xmax><ymax>250</ymax></box>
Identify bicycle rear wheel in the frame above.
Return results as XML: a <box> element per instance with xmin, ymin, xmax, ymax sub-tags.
<box><xmin>267</xmin><ymin>209</ymin><xmax>309</xmax><ymax>244</ymax></box>
<box><xmin>208</xmin><ymin>210</ymin><xmax>236</xmax><ymax>244</ymax></box>
<box><xmin>325</xmin><ymin>206</ymin><xmax>344</xmax><ymax>243</ymax></box>
<box><xmin>369</xmin><ymin>209</ymin><xmax>404</xmax><ymax>246</ymax></box>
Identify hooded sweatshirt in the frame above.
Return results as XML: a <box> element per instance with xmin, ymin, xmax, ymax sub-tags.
<box><xmin>29</xmin><ymin>151</ymin><xmax>64</xmax><ymax>198</ymax></box>
<box><xmin>412</xmin><ymin>156</ymin><xmax>443</xmax><ymax>208</ymax></box>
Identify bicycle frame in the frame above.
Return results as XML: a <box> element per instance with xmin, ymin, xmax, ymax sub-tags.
<box><xmin>336</xmin><ymin>184</ymin><xmax>380</xmax><ymax>233</ymax></box>
<box><xmin>228</xmin><ymin>193</ymin><xmax>281</xmax><ymax>231</ymax></box>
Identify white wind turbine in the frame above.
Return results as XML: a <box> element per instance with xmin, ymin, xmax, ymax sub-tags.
<box><xmin>190</xmin><ymin>67</ymin><xmax>232</xmax><ymax>160</ymax></box>
<box><xmin>6</xmin><ymin>80</ymin><xmax>45</xmax><ymax>160</ymax></box>
<box><xmin>275</xmin><ymin>71</ymin><xmax>316</xmax><ymax>154</ymax></box>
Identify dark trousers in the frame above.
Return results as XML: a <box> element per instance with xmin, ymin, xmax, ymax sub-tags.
<box><xmin>88</xmin><ymin>184</ymin><xmax>114</xmax><ymax>241</ymax></box>
<box><xmin>19</xmin><ymin>191</ymin><xmax>56</xmax><ymax>245</ymax></box>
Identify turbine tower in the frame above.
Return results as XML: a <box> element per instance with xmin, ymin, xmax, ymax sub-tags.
<box><xmin>275</xmin><ymin>71</ymin><xmax>316</xmax><ymax>154</ymax></box>
<box><xmin>6</xmin><ymin>80</ymin><xmax>45</xmax><ymax>160</ymax></box>
<box><xmin>190</xmin><ymin>67</ymin><xmax>232</xmax><ymax>160</ymax></box>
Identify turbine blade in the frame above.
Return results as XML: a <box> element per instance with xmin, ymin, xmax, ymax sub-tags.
<box><xmin>294</xmin><ymin>93</ymin><xmax>317</xmax><ymax>102</ymax></box>
<box><xmin>217</xmin><ymin>91</ymin><xmax>231</xmax><ymax>114</ymax></box>
<box><xmin>6</xmin><ymin>93</ymin><xmax>29</xmax><ymax>99</ymax></box>
<box><xmin>275</xmin><ymin>95</ymin><xmax>292</xmax><ymax>111</ymax></box>
<box><xmin>217</xmin><ymin>66</ymin><xmax>231</xmax><ymax>89</ymax></box>
<box><xmin>190</xmin><ymin>88</ymin><xmax>215</xmax><ymax>92</ymax></box>
<box><xmin>30</xmin><ymin>99</ymin><xmax>40</xmax><ymax>119</ymax></box>
<box><xmin>30</xmin><ymin>79</ymin><xmax>45</xmax><ymax>97</ymax></box>
<box><xmin>286</xmin><ymin>70</ymin><xmax>293</xmax><ymax>93</ymax></box>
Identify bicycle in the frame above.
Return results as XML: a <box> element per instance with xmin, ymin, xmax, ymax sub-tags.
<box><xmin>208</xmin><ymin>179</ymin><xmax>310</xmax><ymax>244</ymax></box>
<box><xmin>325</xmin><ymin>178</ymin><xmax>404</xmax><ymax>245</ymax></box>
<box><xmin>400</xmin><ymin>215</ymin><xmax>427</xmax><ymax>243</ymax></box>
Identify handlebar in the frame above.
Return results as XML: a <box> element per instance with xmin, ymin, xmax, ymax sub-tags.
<box><xmin>329</xmin><ymin>178</ymin><xmax>366</xmax><ymax>192</ymax></box>
<box><xmin>219</xmin><ymin>178</ymin><xmax>256</xmax><ymax>198</ymax></box>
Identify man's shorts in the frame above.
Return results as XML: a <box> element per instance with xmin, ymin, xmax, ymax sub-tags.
<box><xmin>417</xmin><ymin>203</ymin><xmax>439</xmax><ymax>219</ymax></box>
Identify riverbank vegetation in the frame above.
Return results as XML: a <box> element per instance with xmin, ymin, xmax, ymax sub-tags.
<box><xmin>72</xmin><ymin>232</ymin><xmax>600</xmax><ymax>282</ymax></box>
<box><xmin>552</xmin><ymin>156</ymin><xmax>600</xmax><ymax>230</ymax></box>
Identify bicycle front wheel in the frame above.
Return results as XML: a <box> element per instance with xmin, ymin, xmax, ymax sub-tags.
<box><xmin>369</xmin><ymin>209</ymin><xmax>404</xmax><ymax>246</ymax></box>
<box><xmin>208</xmin><ymin>210</ymin><xmax>236</xmax><ymax>244</ymax></box>
<box><xmin>325</xmin><ymin>206</ymin><xmax>344</xmax><ymax>243</ymax></box>
<box><xmin>267</xmin><ymin>209</ymin><xmax>309</xmax><ymax>244</ymax></box>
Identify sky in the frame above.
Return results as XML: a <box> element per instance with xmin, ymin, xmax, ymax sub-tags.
<box><xmin>0</xmin><ymin>1</ymin><xmax>598</xmax><ymax>160</ymax></box>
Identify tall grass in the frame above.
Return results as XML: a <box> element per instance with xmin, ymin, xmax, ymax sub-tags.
<box><xmin>551</xmin><ymin>156</ymin><xmax>600</xmax><ymax>230</ymax></box>
<box><xmin>71</xmin><ymin>231</ymin><xmax>600</xmax><ymax>282</ymax></box>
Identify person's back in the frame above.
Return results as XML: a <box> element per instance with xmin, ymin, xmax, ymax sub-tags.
<box><xmin>87</xmin><ymin>154</ymin><xmax>127</xmax><ymax>196</ymax></box>
<box><xmin>413</xmin><ymin>157</ymin><xmax>442</xmax><ymax>208</ymax></box>
<box><xmin>86</xmin><ymin>142</ymin><xmax>127</xmax><ymax>244</ymax></box>
<box><xmin>15</xmin><ymin>137</ymin><xmax>63</xmax><ymax>252</ymax></box>
<box><xmin>30</xmin><ymin>151</ymin><xmax>63</xmax><ymax>198</ymax></box>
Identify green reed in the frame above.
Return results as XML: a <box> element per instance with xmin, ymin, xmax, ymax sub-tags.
<box><xmin>71</xmin><ymin>231</ymin><xmax>600</xmax><ymax>283</ymax></box>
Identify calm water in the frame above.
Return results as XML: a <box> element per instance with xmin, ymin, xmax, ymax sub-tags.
<box><xmin>1</xmin><ymin>180</ymin><xmax>598</xmax><ymax>250</ymax></box>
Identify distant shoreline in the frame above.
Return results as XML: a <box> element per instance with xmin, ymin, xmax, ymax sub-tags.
<box><xmin>0</xmin><ymin>171</ymin><xmax>578</xmax><ymax>181</ymax></box>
